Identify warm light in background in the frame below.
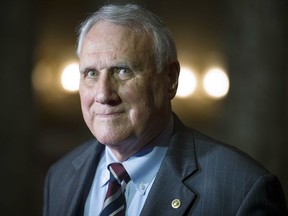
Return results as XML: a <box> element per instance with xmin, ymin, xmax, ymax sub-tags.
<box><xmin>203</xmin><ymin>68</ymin><xmax>229</xmax><ymax>98</ymax></box>
<box><xmin>61</xmin><ymin>63</ymin><xmax>80</xmax><ymax>92</ymax></box>
<box><xmin>176</xmin><ymin>67</ymin><xmax>197</xmax><ymax>98</ymax></box>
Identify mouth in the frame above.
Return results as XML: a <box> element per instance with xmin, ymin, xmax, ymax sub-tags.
<box><xmin>95</xmin><ymin>112</ymin><xmax>123</xmax><ymax>118</ymax></box>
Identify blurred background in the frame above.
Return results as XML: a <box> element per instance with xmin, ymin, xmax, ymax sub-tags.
<box><xmin>0</xmin><ymin>0</ymin><xmax>287</xmax><ymax>215</ymax></box>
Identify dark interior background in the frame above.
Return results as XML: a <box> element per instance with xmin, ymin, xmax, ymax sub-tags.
<box><xmin>0</xmin><ymin>0</ymin><xmax>287</xmax><ymax>215</ymax></box>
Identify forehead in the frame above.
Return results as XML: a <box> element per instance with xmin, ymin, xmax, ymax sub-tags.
<box><xmin>80</xmin><ymin>21</ymin><xmax>152</xmax><ymax>56</ymax></box>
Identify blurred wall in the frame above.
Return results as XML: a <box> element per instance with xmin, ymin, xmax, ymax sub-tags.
<box><xmin>0</xmin><ymin>0</ymin><xmax>37</xmax><ymax>215</ymax></box>
<box><xmin>220</xmin><ymin>0</ymin><xmax>288</xmax><ymax>199</ymax></box>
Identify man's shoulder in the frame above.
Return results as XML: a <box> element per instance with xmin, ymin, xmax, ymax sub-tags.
<box><xmin>172</xmin><ymin>118</ymin><xmax>270</xmax><ymax>176</ymax></box>
<box><xmin>48</xmin><ymin>139</ymin><xmax>100</xmax><ymax>174</ymax></box>
<box><xmin>189</xmin><ymin>129</ymin><xmax>270</xmax><ymax>175</ymax></box>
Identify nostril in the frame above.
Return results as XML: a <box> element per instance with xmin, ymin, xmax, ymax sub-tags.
<box><xmin>108</xmin><ymin>96</ymin><xmax>122</xmax><ymax>106</ymax></box>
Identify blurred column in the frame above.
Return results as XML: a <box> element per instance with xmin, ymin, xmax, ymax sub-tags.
<box><xmin>0</xmin><ymin>0</ymin><xmax>37</xmax><ymax>215</ymax></box>
<box><xmin>221</xmin><ymin>0</ymin><xmax>288</xmax><ymax>198</ymax></box>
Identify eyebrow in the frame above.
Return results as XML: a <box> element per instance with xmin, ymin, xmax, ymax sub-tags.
<box><xmin>79</xmin><ymin>53</ymin><xmax>146</xmax><ymax>74</ymax></box>
<box><xmin>111</xmin><ymin>62</ymin><xmax>139</xmax><ymax>70</ymax></box>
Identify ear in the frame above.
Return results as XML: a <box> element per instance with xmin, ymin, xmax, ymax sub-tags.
<box><xmin>167</xmin><ymin>60</ymin><xmax>180</xmax><ymax>100</ymax></box>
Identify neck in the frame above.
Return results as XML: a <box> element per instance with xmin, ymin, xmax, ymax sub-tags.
<box><xmin>107</xmin><ymin>115</ymin><xmax>172</xmax><ymax>162</ymax></box>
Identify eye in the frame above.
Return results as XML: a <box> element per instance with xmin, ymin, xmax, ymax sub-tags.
<box><xmin>114</xmin><ymin>67</ymin><xmax>133</xmax><ymax>80</ymax></box>
<box><xmin>85</xmin><ymin>69</ymin><xmax>98</xmax><ymax>78</ymax></box>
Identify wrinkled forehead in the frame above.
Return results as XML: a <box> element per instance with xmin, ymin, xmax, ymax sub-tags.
<box><xmin>81</xmin><ymin>21</ymin><xmax>153</xmax><ymax>55</ymax></box>
<box><xmin>79</xmin><ymin>21</ymin><xmax>156</xmax><ymax>71</ymax></box>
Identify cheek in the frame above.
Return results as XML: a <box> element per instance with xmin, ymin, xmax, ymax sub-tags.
<box><xmin>79</xmin><ymin>88</ymin><xmax>93</xmax><ymax>116</ymax></box>
<box><xmin>121</xmin><ymin>81</ymin><xmax>155</xmax><ymax>124</ymax></box>
<box><xmin>121</xmin><ymin>80</ymin><xmax>152</xmax><ymax>109</ymax></box>
<box><xmin>124</xmin><ymin>76</ymin><xmax>166</xmax><ymax>111</ymax></box>
<box><xmin>151</xmin><ymin>74</ymin><xmax>170</xmax><ymax>108</ymax></box>
<box><xmin>153</xmin><ymin>85</ymin><xmax>167</xmax><ymax>108</ymax></box>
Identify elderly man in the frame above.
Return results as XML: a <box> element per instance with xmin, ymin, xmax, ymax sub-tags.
<box><xmin>43</xmin><ymin>4</ymin><xmax>287</xmax><ymax>216</ymax></box>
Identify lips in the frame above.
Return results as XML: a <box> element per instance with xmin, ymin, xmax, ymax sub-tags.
<box><xmin>94</xmin><ymin>111</ymin><xmax>124</xmax><ymax>118</ymax></box>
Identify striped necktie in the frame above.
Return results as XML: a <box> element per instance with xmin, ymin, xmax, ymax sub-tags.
<box><xmin>100</xmin><ymin>163</ymin><xmax>131</xmax><ymax>216</ymax></box>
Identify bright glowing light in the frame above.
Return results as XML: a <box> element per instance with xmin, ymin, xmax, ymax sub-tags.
<box><xmin>203</xmin><ymin>68</ymin><xmax>229</xmax><ymax>98</ymax></box>
<box><xmin>176</xmin><ymin>67</ymin><xmax>197</xmax><ymax>97</ymax></box>
<box><xmin>61</xmin><ymin>63</ymin><xmax>80</xmax><ymax>92</ymax></box>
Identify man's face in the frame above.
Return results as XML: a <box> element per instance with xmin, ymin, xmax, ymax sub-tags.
<box><xmin>79</xmin><ymin>21</ymin><xmax>177</xmax><ymax>152</ymax></box>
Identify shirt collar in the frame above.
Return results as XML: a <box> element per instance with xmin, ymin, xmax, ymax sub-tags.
<box><xmin>103</xmin><ymin>116</ymin><xmax>174</xmax><ymax>195</ymax></box>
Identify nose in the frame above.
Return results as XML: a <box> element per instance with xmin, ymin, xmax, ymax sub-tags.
<box><xmin>94</xmin><ymin>72</ymin><xmax>121</xmax><ymax>105</ymax></box>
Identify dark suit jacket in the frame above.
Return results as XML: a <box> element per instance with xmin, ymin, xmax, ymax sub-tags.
<box><xmin>43</xmin><ymin>115</ymin><xmax>288</xmax><ymax>216</ymax></box>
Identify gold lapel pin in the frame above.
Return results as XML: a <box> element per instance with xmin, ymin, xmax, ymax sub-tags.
<box><xmin>171</xmin><ymin>199</ymin><xmax>181</xmax><ymax>209</ymax></box>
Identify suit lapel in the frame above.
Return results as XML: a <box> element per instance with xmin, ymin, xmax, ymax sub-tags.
<box><xmin>140</xmin><ymin>115</ymin><xmax>199</xmax><ymax>216</ymax></box>
<box><xmin>65</xmin><ymin>141</ymin><xmax>104</xmax><ymax>216</ymax></box>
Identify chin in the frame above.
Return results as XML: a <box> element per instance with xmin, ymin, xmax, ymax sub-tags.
<box><xmin>92</xmin><ymin>130</ymin><xmax>129</xmax><ymax>145</ymax></box>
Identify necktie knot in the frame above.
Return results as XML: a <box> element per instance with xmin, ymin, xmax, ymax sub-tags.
<box><xmin>109</xmin><ymin>163</ymin><xmax>131</xmax><ymax>185</ymax></box>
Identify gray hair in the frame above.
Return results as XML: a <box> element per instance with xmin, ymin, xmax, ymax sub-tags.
<box><xmin>77</xmin><ymin>4</ymin><xmax>177</xmax><ymax>73</ymax></box>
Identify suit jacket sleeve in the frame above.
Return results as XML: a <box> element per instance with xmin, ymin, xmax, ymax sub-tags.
<box><xmin>236</xmin><ymin>174</ymin><xmax>287</xmax><ymax>216</ymax></box>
